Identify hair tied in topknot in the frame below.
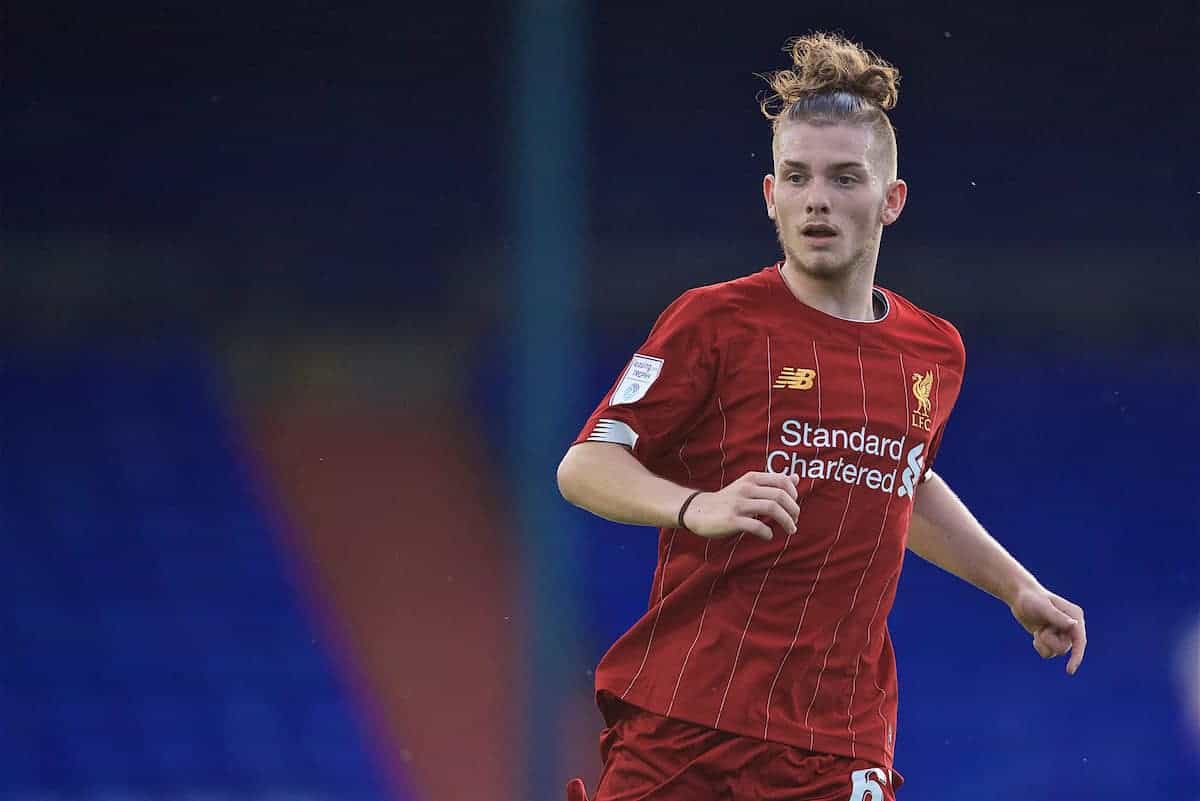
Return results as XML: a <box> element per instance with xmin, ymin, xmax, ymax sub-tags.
<box><xmin>759</xmin><ymin>31</ymin><xmax>900</xmax><ymax>122</ymax></box>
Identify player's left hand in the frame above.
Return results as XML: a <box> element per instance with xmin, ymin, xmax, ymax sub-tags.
<box><xmin>1009</xmin><ymin>584</ymin><xmax>1087</xmax><ymax>675</ymax></box>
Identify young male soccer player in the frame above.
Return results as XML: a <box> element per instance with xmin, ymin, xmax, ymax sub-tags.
<box><xmin>557</xmin><ymin>33</ymin><xmax>1087</xmax><ymax>800</ymax></box>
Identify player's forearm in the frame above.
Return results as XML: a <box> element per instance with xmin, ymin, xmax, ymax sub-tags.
<box><xmin>557</xmin><ymin>442</ymin><xmax>694</xmax><ymax>529</ymax></box>
<box><xmin>908</xmin><ymin>472</ymin><xmax>1040</xmax><ymax>605</ymax></box>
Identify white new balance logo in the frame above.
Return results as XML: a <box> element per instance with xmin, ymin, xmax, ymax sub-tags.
<box><xmin>896</xmin><ymin>442</ymin><xmax>925</xmax><ymax>498</ymax></box>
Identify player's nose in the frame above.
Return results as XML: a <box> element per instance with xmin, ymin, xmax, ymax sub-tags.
<box><xmin>805</xmin><ymin>193</ymin><xmax>831</xmax><ymax>215</ymax></box>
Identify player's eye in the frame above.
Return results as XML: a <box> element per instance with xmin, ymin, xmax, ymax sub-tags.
<box><xmin>835</xmin><ymin>175</ymin><xmax>859</xmax><ymax>186</ymax></box>
<box><xmin>787</xmin><ymin>173</ymin><xmax>807</xmax><ymax>184</ymax></box>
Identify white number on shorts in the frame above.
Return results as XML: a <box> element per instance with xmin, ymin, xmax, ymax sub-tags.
<box><xmin>848</xmin><ymin>767</ymin><xmax>889</xmax><ymax>801</ymax></box>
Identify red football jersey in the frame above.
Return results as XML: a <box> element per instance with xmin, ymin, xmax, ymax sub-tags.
<box><xmin>573</xmin><ymin>264</ymin><xmax>965</xmax><ymax>770</ymax></box>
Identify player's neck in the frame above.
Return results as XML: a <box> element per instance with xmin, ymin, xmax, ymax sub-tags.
<box><xmin>779</xmin><ymin>259</ymin><xmax>879</xmax><ymax>322</ymax></box>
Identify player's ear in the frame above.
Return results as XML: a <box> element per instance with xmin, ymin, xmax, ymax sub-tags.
<box><xmin>763</xmin><ymin>173</ymin><xmax>777</xmax><ymax>220</ymax></box>
<box><xmin>880</xmin><ymin>178</ymin><xmax>907</xmax><ymax>226</ymax></box>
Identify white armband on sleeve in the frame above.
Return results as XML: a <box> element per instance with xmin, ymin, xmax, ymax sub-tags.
<box><xmin>922</xmin><ymin>467</ymin><xmax>936</xmax><ymax>483</ymax></box>
<box><xmin>587</xmin><ymin>418</ymin><xmax>639</xmax><ymax>449</ymax></box>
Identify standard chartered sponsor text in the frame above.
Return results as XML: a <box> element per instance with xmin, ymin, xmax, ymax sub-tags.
<box><xmin>767</xmin><ymin>419</ymin><xmax>919</xmax><ymax>495</ymax></box>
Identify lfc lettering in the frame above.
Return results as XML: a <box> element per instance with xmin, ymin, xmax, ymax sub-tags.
<box><xmin>910</xmin><ymin>370</ymin><xmax>933</xmax><ymax>431</ymax></box>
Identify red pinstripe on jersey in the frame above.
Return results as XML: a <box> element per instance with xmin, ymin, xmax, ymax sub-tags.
<box><xmin>763</xmin><ymin>338</ymin><xmax>824</xmax><ymax>739</ymax></box>
<box><xmin>844</xmin><ymin>352</ymin><xmax>907</xmax><ymax>756</ymax></box>
<box><xmin>802</xmin><ymin>346</ymin><xmax>871</xmax><ymax>750</ymax></box>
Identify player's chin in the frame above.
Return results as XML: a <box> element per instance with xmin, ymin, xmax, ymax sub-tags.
<box><xmin>794</xmin><ymin>255</ymin><xmax>853</xmax><ymax>280</ymax></box>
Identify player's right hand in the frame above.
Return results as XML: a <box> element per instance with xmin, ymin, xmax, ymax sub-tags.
<box><xmin>681</xmin><ymin>471</ymin><xmax>801</xmax><ymax>541</ymax></box>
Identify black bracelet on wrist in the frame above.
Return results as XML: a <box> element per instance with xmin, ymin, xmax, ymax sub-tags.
<box><xmin>677</xmin><ymin>490</ymin><xmax>704</xmax><ymax>531</ymax></box>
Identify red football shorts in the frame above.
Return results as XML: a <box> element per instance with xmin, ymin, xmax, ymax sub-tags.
<box><xmin>592</xmin><ymin>695</ymin><xmax>901</xmax><ymax>801</ymax></box>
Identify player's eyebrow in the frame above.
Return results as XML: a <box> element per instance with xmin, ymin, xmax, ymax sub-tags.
<box><xmin>779</xmin><ymin>159</ymin><xmax>868</xmax><ymax>172</ymax></box>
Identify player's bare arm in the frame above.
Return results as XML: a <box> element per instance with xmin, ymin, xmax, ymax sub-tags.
<box><xmin>909</xmin><ymin>471</ymin><xmax>1087</xmax><ymax>674</ymax></box>
<box><xmin>557</xmin><ymin>442</ymin><xmax>801</xmax><ymax>540</ymax></box>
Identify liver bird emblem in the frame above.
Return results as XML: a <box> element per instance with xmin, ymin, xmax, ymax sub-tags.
<box><xmin>912</xmin><ymin>371</ymin><xmax>933</xmax><ymax>416</ymax></box>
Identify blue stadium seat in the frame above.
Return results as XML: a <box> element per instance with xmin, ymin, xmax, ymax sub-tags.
<box><xmin>0</xmin><ymin>347</ymin><xmax>395</xmax><ymax>800</ymax></box>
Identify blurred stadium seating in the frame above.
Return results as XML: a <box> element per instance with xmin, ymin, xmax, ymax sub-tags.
<box><xmin>0</xmin><ymin>347</ymin><xmax>399</xmax><ymax>800</ymax></box>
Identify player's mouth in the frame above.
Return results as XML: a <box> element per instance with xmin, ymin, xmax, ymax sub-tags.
<box><xmin>801</xmin><ymin>223</ymin><xmax>839</xmax><ymax>243</ymax></box>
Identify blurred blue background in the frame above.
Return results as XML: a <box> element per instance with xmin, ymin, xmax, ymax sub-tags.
<box><xmin>3</xmin><ymin>2</ymin><xmax>1197</xmax><ymax>800</ymax></box>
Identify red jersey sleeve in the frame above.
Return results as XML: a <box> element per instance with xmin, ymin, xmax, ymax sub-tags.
<box><xmin>921</xmin><ymin>327</ymin><xmax>966</xmax><ymax>482</ymax></box>
<box><xmin>922</xmin><ymin>421</ymin><xmax>948</xmax><ymax>482</ymax></box>
<box><xmin>573</xmin><ymin>289</ymin><xmax>719</xmax><ymax>463</ymax></box>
